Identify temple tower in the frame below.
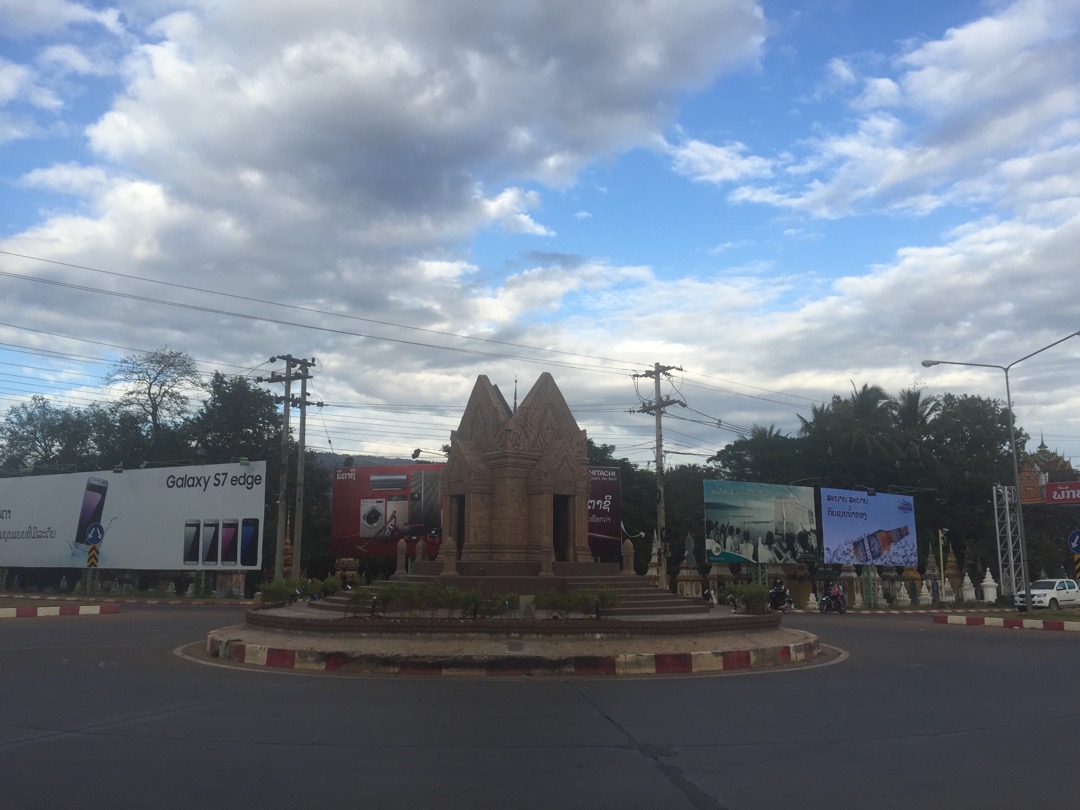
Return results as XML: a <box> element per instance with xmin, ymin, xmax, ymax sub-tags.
<box><xmin>441</xmin><ymin>373</ymin><xmax>591</xmax><ymax>563</ymax></box>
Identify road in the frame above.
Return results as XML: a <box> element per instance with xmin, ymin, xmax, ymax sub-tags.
<box><xmin>1</xmin><ymin>606</ymin><xmax>1077</xmax><ymax>809</ymax></box>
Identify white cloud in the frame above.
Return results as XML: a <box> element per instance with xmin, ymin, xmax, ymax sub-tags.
<box><xmin>0</xmin><ymin>58</ymin><xmax>60</xmax><ymax>109</ymax></box>
<box><xmin>0</xmin><ymin>0</ymin><xmax>123</xmax><ymax>37</ymax></box>
<box><xmin>5</xmin><ymin>1</ymin><xmax>1078</xmax><ymax>463</ymax></box>
<box><xmin>669</xmin><ymin>138</ymin><xmax>773</xmax><ymax>184</ymax></box>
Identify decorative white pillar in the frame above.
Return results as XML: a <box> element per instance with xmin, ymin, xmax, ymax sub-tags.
<box><xmin>980</xmin><ymin>568</ymin><xmax>999</xmax><ymax>602</ymax></box>
<box><xmin>960</xmin><ymin>572</ymin><xmax>976</xmax><ymax>602</ymax></box>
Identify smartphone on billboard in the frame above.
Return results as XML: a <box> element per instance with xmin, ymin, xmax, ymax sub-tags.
<box><xmin>74</xmin><ymin>476</ymin><xmax>109</xmax><ymax>547</ymax></box>
<box><xmin>220</xmin><ymin>519</ymin><xmax>239</xmax><ymax>565</ymax></box>
<box><xmin>183</xmin><ymin>519</ymin><xmax>201</xmax><ymax>565</ymax></box>
<box><xmin>201</xmin><ymin>519</ymin><xmax>220</xmax><ymax>566</ymax></box>
<box><xmin>240</xmin><ymin>518</ymin><xmax>260</xmax><ymax>567</ymax></box>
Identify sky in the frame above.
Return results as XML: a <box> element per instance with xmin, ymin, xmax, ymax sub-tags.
<box><xmin>1</xmin><ymin>0</ymin><xmax>1079</xmax><ymax>473</ymax></box>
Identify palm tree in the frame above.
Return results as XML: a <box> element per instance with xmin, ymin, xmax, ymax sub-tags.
<box><xmin>891</xmin><ymin>387</ymin><xmax>940</xmax><ymax>460</ymax></box>
<box><xmin>839</xmin><ymin>382</ymin><xmax>895</xmax><ymax>456</ymax></box>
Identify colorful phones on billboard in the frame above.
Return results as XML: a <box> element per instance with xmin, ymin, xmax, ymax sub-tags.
<box><xmin>183</xmin><ymin>519</ymin><xmax>201</xmax><ymax>565</ymax></box>
<box><xmin>74</xmin><ymin>476</ymin><xmax>109</xmax><ymax>547</ymax></box>
<box><xmin>201</xmin><ymin>519</ymin><xmax>219</xmax><ymax>566</ymax></box>
<box><xmin>220</xmin><ymin>518</ymin><xmax>239</xmax><ymax>565</ymax></box>
<box><xmin>240</xmin><ymin>518</ymin><xmax>259</xmax><ymax>566</ymax></box>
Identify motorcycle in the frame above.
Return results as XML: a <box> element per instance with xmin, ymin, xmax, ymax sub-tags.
<box><xmin>818</xmin><ymin>589</ymin><xmax>847</xmax><ymax>614</ymax></box>
<box><xmin>768</xmin><ymin>584</ymin><xmax>794</xmax><ymax>613</ymax></box>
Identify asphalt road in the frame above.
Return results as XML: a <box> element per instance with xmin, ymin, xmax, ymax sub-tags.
<box><xmin>2</xmin><ymin>606</ymin><xmax>1078</xmax><ymax>809</ymax></box>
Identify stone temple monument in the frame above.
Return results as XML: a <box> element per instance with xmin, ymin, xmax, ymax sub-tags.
<box><xmin>441</xmin><ymin>372</ymin><xmax>592</xmax><ymax>566</ymax></box>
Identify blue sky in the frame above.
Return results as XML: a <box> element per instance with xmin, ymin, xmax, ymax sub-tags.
<box><xmin>2</xmin><ymin>0</ymin><xmax>1079</xmax><ymax>469</ymax></box>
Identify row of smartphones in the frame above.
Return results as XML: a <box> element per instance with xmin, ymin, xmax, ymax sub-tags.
<box><xmin>183</xmin><ymin>518</ymin><xmax>260</xmax><ymax>566</ymax></box>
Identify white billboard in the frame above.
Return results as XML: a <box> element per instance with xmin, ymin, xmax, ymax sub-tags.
<box><xmin>0</xmin><ymin>462</ymin><xmax>266</xmax><ymax>570</ymax></box>
<box><xmin>820</xmin><ymin>487</ymin><xmax>918</xmax><ymax>566</ymax></box>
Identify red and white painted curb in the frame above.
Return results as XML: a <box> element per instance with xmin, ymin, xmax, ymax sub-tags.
<box><xmin>0</xmin><ymin>603</ymin><xmax>120</xmax><ymax>619</ymax></box>
<box><xmin>933</xmin><ymin>614</ymin><xmax>1080</xmax><ymax>632</ymax></box>
<box><xmin>205</xmin><ymin>634</ymin><xmax>820</xmax><ymax>676</ymax></box>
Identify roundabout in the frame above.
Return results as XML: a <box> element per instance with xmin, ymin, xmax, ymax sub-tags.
<box><xmin>204</xmin><ymin>601</ymin><xmax>822</xmax><ymax>676</ymax></box>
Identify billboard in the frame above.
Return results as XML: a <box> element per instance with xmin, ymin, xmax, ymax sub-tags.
<box><xmin>0</xmin><ymin>462</ymin><xmax>266</xmax><ymax>570</ymax></box>
<box><xmin>820</xmin><ymin>487</ymin><xmax>917</xmax><ymax>566</ymax></box>
<box><xmin>703</xmin><ymin>480</ymin><xmax>817</xmax><ymax>564</ymax></box>
<box><xmin>331</xmin><ymin>463</ymin><xmax>624</xmax><ymax>559</ymax></box>
<box><xmin>587</xmin><ymin>466</ymin><xmax>622</xmax><ymax>559</ymax></box>
<box><xmin>1045</xmin><ymin>481</ymin><xmax>1080</xmax><ymax>505</ymax></box>
<box><xmin>331</xmin><ymin>464</ymin><xmax>445</xmax><ymax>559</ymax></box>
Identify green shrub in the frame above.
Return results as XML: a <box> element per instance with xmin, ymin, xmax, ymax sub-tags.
<box><xmin>258</xmin><ymin>578</ymin><xmax>303</xmax><ymax>606</ymax></box>
<box><xmin>321</xmin><ymin>575</ymin><xmax>342</xmax><ymax>596</ymax></box>
<box><xmin>593</xmin><ymin>586</ymin><xmax>622</xmax><ymax>617</ymax></box>
<box><xmin>728</xmin><ymin>584</ymin><xmax>768</xmax><ymax>614</ymax></box>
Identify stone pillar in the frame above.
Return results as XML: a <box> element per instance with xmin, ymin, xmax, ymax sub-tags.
<box><xmin>980</xmin><ymin>568</ymin><xmax>998</xmax><ymax>602</ymax></box>
<box><xmin>540</xmin><ymin>540</ymin><xmax>554</xmax><ymax>577</ymax></box>
<box><xmin>621</xmin><ymin>538</ymin><xmax>635</xmax><ymax>575</ymax></box>
<box><xmin>440</xmin><ymin>537</ymin><xmax>458</xmax><ymax>577</ymax></box>
<box><xmin>895</xmin><ymin>580</ymin><xmax>912</xmax><ymax>607</ymax></box>
<box><xmin>394</xmin><ymin>536</ymin><xmax>408</xmax><ymax>578</ymax></box>
<box><xmin>942</xmin><ymin>578</ymin><xmax>956</xmax><ymax>603</ymax></box>
<box><xmin>415</xmin><ymin>538</ymin><xmax>427</xmax><ymax>563</ymax></box>
<box><xmin>960</xmin><ymin>572</ymin><xmax>976</xmax><ymax>602</ymax></box>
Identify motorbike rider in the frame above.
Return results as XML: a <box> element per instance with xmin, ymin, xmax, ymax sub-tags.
<box><xmin>770</xmin><ymin>579</ymin><xmax>791</xmax><ymax>610</ymax></box>
<box><xmin>829</xmin><ymin>580</ymin><xmax>845</xmax><ymax>607</ymax></box>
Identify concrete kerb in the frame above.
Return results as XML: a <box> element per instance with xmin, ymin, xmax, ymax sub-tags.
<box><xmin>933</xmin><ymin>613</ymin><xmax>1080</xmax><ymax>632</ymax></box>
<box><xmin>0</xmin><ymin>603</ymin><xmax>121</xmax><ymax>619</ymax></box>
<box><xmin>204</xmin><ymin>603</ymin><xmax>823</xmax><ymax>677</ymax></box>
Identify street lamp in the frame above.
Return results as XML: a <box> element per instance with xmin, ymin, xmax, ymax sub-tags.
<box><xmin>921</xmin><ymin>329</ymin><xmax>1080</xmax><ymax>611</ymax></box>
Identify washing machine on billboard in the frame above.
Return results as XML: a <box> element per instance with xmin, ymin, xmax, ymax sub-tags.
<box><xmin>359</xmin><ymin>499</ymin><xmax>386</xmax><ymax>538</ymax></box>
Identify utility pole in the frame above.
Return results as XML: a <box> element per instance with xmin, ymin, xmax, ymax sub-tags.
<box><xmin>632</xmin><ymin>363</ymin><xmax>684</xmax><ymax>589</ymax></box>
<box><xmin>289</xmin><ymin>360</ymin><xmax>320</xmax><ymax>579</ymax></box>
<box><xmin>258</xmin><ymin>355</ymin><xmax>316</xmax><ymax>580</ymax></box>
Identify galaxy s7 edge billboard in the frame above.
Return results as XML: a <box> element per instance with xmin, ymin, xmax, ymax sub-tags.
<box><xmin>0</xmin><ymin>462</ymin><xmax>266</xmax><ymax>570</ymax></box>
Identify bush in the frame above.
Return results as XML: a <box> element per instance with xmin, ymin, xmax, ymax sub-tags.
<box><xmin>728</xmin><ymin>584</ymin><xmax>768</xmax><ymax>614</ymax></box>
<box><xmin>258</xmin><ymin>578</ymin><xmax>303</xmax><ymax>606</ymax></box>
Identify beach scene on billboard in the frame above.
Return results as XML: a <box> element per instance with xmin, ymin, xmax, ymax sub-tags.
<box><xmin>820</xmin><ymin>488</ymin><xmax>918</xmax><ymax>566</ymax></box>
<box><xmin>703</xmin><ymin>480</ymin><xmax>818</xmax><ymax>564</ymax></box>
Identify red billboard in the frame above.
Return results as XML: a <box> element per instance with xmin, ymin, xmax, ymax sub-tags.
<box><xmin>331</xmin><ymin>463</ymin><xmax>622</xmax><ymax>560</ymax></box>
<box><xmin>1045</xmin><ymin>481</ymin><xmax>1080</xmax><ymax>505</ymax></box>
<box><xmin>587</xmin><ymin>466</ymin><xmax>622</xmax><ymax>559</ymax></box>
<box><xmin>330</xmin><ymin>464</ymin><xmax>444</xmax><ymax>559</ymax></box>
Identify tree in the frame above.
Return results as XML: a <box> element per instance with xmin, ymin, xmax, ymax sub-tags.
<box><xmin>185</xmin><ymin>373</ymin><xmax>280</xmax><ymax>464</ymax></box>
<box><xmin>106</xmin><ymin>348</ymin><xmax>201</xmax><ymax>440</ymax></box>
<box><xmin>709</xmin><ymin>424</ymin><xmax>802</xmax><ymax>485</ymax></box>
<box><xmin>0</xmin><ymin>395</ymin><xmax>91</xmax><ymax>473</ymax></box>
<box><xmin>82</xmin><ymin>401</ymin><xmax>153</xmax><ymax>470</ymax></box>
<box><xmin>923</xmin><ymin>393</ymin><xmax>1019</xmax><ymax>572</ymax></box>
<box><xmin>891</xmin><ymin>387</ymin><xmax>941</xmax><ymax>461</ymax></box>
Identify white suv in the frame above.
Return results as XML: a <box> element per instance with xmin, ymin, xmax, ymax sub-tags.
<box><xmin>1014</xmin><ymin>578</ymin><xmax>1080</xmax><ymax>611</ymax></box>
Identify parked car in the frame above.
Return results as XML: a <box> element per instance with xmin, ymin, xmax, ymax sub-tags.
<box><xmin>1014</xmin><ymin>578</ymin><xmax>1080</xmax><ymax>611</ymax></box>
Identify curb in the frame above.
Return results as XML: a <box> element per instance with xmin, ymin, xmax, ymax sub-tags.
<box><xmin>933</xmin><ymin>614</ymin><xmax>1080</xmax><ymax>632</ymax></box>
<box><xmin>0</xmin><ymin>603</ymin><xmax>121</xmax><ymax>619</ymax></box>
<box><xmin>204</xmin><ymin>633</ymin><xmax>821</xmax><ymax>676</ymax></box>
<box><xmin>0</xmin><ymin>592</ymin><xmax>255</xmax><ymax>607</ymax></box>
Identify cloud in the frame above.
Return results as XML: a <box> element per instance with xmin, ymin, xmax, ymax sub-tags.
<box><xmin>722</xmin><ymin>0</ymin><xmax>1080</xmax><ymax>219</ymax></box>
<box><xmin>669</xmin><ymin>138</ymin><xmax>773</xmax><ymax>184</ymax></box>
<box><xmin>0</xmin><ymin>0</ymin><xmax>123</xmax><ymax>38</ymax></box>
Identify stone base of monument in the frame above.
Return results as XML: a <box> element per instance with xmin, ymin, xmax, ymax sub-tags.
<box><xmin>207</xmin><ymin>602</ymin><xmax>820</xmax><ymax>677</ymax></box>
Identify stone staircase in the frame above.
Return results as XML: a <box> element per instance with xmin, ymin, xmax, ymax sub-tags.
<box><xmin>310</xmin><ymin>574</ymin><xmax>713</xmax><ymax>617</ymax></box>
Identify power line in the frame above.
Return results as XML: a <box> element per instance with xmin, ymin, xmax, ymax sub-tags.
<box><xmin>1</xmin><ymin>249</ymin><xmax>650</xmax><ymax>370</ymax></box>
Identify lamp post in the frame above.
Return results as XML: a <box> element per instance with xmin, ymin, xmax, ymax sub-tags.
<box><xmin>921</xmin><ymin>330</ymin><xmax>1080</xmax><ymax>611</ymax></box>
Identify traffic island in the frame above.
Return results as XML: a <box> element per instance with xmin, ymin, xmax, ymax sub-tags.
<box><xmin>204</xmin><ymin>604</ymin><xmax>822</xmax><ymax>677</ymax></box>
